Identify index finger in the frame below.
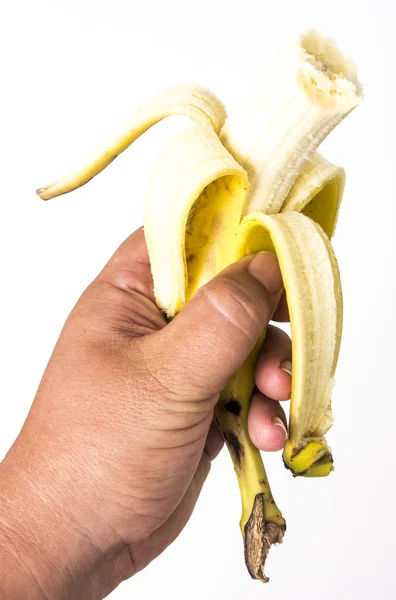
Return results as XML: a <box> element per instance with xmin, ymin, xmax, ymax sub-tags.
<box><xmin>272</xmin><ymin>291</ymin><xmax>289</xmax><ymax>322</ymax></box>
<box><xmin>98</xmin><ymin>227</ymin><xmax>155</xmax><ymax>302</ymax></box>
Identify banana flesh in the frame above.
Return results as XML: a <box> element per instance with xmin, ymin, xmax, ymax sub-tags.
<box><xmin>220</xmin><ymin>30</ymin><xmax>360</xmax><ymax>216</ymax></box>
<box><xmin>36</xmin><ymin>30</ymin><xmax>361</xmax><ymax>582</ymax></box>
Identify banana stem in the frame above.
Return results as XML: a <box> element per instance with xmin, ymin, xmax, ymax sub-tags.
<box><xmin>214</xmin><ymin>334</ymin><xmax>286</xmax><ymax>582</ymax></box>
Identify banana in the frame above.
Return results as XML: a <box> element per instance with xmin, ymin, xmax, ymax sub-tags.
<box><xmin>36</xmin><ymin>30</ymin><xmax>362</xmax><ymax>582</ymax></box>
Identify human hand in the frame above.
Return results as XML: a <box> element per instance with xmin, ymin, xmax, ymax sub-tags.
<box><xmin>0</xmin><ymin>228</ymin><xmax>291</xmax><ymax>599</ymax></box>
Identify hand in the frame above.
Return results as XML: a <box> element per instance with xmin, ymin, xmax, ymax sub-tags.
<box><xmin>0</xmin><ymin>228</ymin><xmax>291</xmax><ymax>600</ymax></box>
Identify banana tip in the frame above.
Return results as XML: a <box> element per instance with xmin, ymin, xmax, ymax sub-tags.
<box><xmin>36</xmin><ymin>186</ymin><xmax>53</xmax><ymax>200</ymax></box>
<box><xmin>244</xmin><ymin>493</ymin><xmax>286</xmax><ymax>583</ymax></box>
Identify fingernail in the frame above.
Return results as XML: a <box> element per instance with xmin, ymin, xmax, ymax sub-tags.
<box><xmin>247</xmin><ymin>251</ymin><xmax>283</xmax><ymax>295</ymax></box>
<box><xmin>280</xmin><ymin>360</ymin><xmax>292</xmax><ymax>376</ymax></box>
<box><xmin>271</xmin><ymin>416</ymin><xmax>288</xmax><ymax>440</ymax></box>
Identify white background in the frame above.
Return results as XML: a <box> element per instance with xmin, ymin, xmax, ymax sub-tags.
<box><xmin>0</xmin><ymin>1</ymin><xmax>395</xmax><ymax>598</ymax></box>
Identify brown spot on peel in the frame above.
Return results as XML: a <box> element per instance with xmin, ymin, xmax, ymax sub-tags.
<box><xmin>224</xmin><ymin>399</ymin><xmax>241</xmax><ymax>416</ymax></box>
<box><xmin>223</xmin><ymin>430</ymin><xmax>243</xmax><ymax>465</ymax></box>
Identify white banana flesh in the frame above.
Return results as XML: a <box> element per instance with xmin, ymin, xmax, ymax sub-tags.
<box><xmin>36</xmin><ymin>29</ymin><xmax>362</xmax><ymax>582</ymax></box>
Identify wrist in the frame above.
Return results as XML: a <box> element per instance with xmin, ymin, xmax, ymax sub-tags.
<box><xmin>0</xmin><ymin>432</ymin><xmax>125</xmax><ymax>599</ymax></box>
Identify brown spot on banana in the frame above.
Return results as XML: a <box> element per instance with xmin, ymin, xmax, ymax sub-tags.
<box><xmin>222</xmin><ymin>430</ymin><xmax>244</xmax><ymax>466</ymax></box>
<box><xmin>224</xmin><ymin>399</ymin><xmax>242</xmax><ymax>416</ymax></box>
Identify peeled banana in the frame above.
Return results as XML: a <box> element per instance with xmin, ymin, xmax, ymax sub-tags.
<box><xmin>37</xmin><ymin>30</ymin><xmax>362</xmax><ymax>582</ymax></box>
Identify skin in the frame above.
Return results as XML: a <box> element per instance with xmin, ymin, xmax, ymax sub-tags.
<box><xmin>0</xmin><ymin>228</ymin><xmax>291</xmax><ymax>600</ymax></box>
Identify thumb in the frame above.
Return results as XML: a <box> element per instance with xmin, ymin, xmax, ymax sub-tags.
<box><xmin>145</xmin><ymin>252</ymin><xmax>283</xmax><ymax>400</ymax></box>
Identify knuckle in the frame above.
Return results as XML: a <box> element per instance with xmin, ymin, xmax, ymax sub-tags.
<box><xmin>72</xmin><ymin>280</ymin><xmax>165</xmax><ymax>339</ymax></box>
<box><xmin>199</xmin><ymin>274</ymin><xmax>267</xmax><ymax>344</ymax></box>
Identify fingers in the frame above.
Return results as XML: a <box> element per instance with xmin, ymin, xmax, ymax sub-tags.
<box><xmin>248</xmin><ymin>391</ymin><xmax>288</xmax><ymax>452</ymax></box>
<box><xmin>146</xmin><ymin>252</ymin><xmax>284</xmax><ymax>400</ymax></box>
<box><xmin>72</xmin><ymin>227</ymin><xmax>167</xmax><ymax>338</ymax></box>
<box><xmin>250</xmin><ymin>325</ymin><xmax>291</xmax><ymax>451</ymax></box>
<box><xmin>272</xmin><ymin>291</ymin><xmax>289</xmax><ymax>322</ymax></box>
<box><xmin>255</xmin><ymin>325</ymin><xmax>292</xmax><ymax>401</ymax></box>
<box><xmin>97</xmin><ymin>227</ymin><xmax>155</xmax><ymax>302</ymax></box>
